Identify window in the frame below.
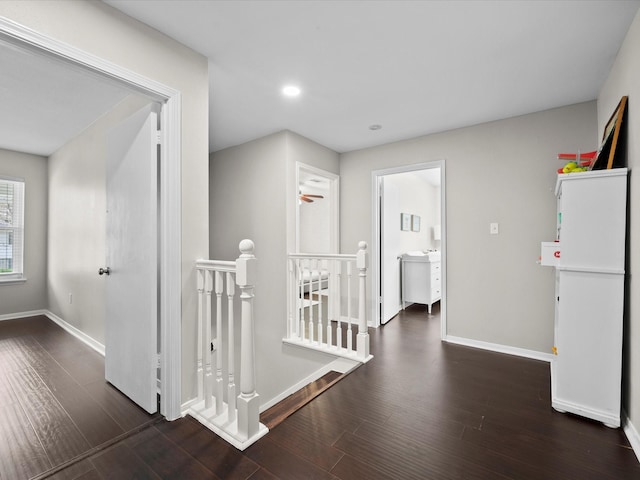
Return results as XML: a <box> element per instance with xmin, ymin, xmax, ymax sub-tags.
<box><xmin>0</xmin><ymin>177</ymin><xmax>25</xmax><ymax>281</ymax></box>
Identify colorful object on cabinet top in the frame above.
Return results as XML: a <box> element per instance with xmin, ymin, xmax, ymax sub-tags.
<box><xmin>557</xmin><ymin>150</ymin><xmax>597</xmax><ymax>174</ymax></box>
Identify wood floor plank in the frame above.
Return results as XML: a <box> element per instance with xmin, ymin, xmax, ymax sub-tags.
<box><xmin>294</xmin><ymin>397</ymin><xmax>364</xmax><ymax>436</ymax></box>
<box><xmin>131</xmin><ymin>426</ymin><xmax>221</xmax><ymax>480</ymax></box>
<box><xmin>22</xmin><ymin>338</ymin><xmax>83</xmax><ymax>395</ymax></box>
<box><xmin>266</xmin><ymin>417</ymin><xmax>345</xmax><ymax>471</ymax></box>
<box><xmin>91</xmin><ymin>443</ymin><xmax>162</xmax><ymax>480</ymax></box>
<box><xmin>82</xmin><ymin>379</ymin><xmax>157</xmax><ymax>432</ymax></box>
<box><xmin>247</xmin><ymin>468</ymin><xmax>280</xmax><ymax>480</ymax></box>
<box><xmin>2</xmin><ymin>307</ymin><xmax>640</xmax><ymax>480</ymax></box>
<box><xmin>53</xmin><ymin>382</ymin><xmax>126</xmax><ymax>447</ymax></box>
<box><xmin>330</xmin><ymin>454</ymin><xmax>397</xmax><ymax>480</ymax></box>
<box><xmin>0</xmin><ymin>370</ymin><xmax>18</xmax><ymax>407</ymax></box>
<box><xmin>463</xmin><ymin>416</ymin><xmax>640</xmax><ymax>479</ymax></box>
<box><xmin>7</xmin><ymin>367</ymin><xmax>91</xmax><ymax>466</ymax></box>
<box><xmin>55</xmin><ymin>349</ymin><xmax>106</xmax><ymax>386</ymax></box>
<box><xmin>0</xmin><ymin>402</ymin><xmax>52</xmax><ymax>479</ymax></box>
<box><xmin>43</xmin><ymin>457</ymin><xmax>99</xmax><ymax>480</ymax></box>
<box><xmin>261</xmin><ymin>370</ymin><xmax>344</xmax><ymax>429</ymax></box>
<box><xmin>245</xmin><ymin>436</ymin><xmax>338</xmax><ymax>480</ymax></box>
<box><xmin>156</xmin><ymin>416</ymin><xmax>260</xmax><ymax>480</ymax></box>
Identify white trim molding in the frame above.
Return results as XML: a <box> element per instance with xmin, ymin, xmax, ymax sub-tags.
<box><xmin>0</xmin><ymin>309</ymin><xmax>43</xmax><ymax>321</ymax></box>
<box><xmin>444</xmin><ymin>335</ymin><xmax>554</xmax><ymax>363</ymax></box>
<box><xmin>0</xmin><ymin>17</ymin><xmax>183</xmax><ymax>421</ymax></box>
<box><xmin>623</xmin><ymin>410</ymin><xmax>640</xmax><ymax>464</ymax></box>
<box><xmin>45</xmin><ymin>311</ymin><xmax>105</xmax><ymax>356</ymax></box>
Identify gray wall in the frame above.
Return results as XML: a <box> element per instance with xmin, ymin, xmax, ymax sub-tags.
<box><xmin>210</xmin><ymin>130</ymin><xmax>340</xmax><ymax>406</ymax></box>
<box><xmin>598</xmin><ymin>8</ymin><xmax>640</xmax><ymax>434</ymax></box>
<box><xmin>0</xmin><ymin>149</ymin><xmax>47</xmax><ymax>315</ymax></box>
<box><xmin>340</xmin><ymin>101</ymin><xmax>597</xmax><ymax>353</ymax></box>
<box><xmin>47</xmin><ymin>96</ymin><xmax>151</xmax><ymax>344</ymax></box>
<box><xmin>0</xmin><ymin>0</ymin><xmax>210</xmax><ymax>404</ymax></box>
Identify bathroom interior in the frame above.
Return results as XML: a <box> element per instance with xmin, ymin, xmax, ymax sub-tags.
<box><xmin>380</xmin><ymin>167</ymin><xmax>441</xmax><ymax>325</ymax></box>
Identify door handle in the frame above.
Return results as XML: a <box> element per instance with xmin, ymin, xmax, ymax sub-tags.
<box><xmin>98</xmin><ymin>267</ymin><xmax>111</xmax><ymax>276</ymax></box>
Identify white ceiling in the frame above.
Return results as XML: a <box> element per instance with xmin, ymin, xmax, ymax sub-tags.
<box><xmin>103</xmin><ymin>0</ymin><xmax>640</xmax><ymax>154</ymax></box>
<box><xmin>0</xmin><ymin>1</ymin><xmax>638</xmax><ymax>158</ymax></box>
<box><xmin>0</xmin><ymin>40</ymin><xmax>130</xmax><ymax>156</ymax></box>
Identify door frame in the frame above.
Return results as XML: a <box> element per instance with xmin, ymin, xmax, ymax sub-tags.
<box><xmin>371</xmin><ymin>160</ymin><xmax>447</xmax><ymax>339</ymax></box>
<box><xmin>0</xmin><ymin>18</ymin><xmax>183</xmax><ymax>420</ymax></box>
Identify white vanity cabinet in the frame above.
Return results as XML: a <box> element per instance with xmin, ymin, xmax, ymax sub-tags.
<box><xmin>550</xmin><ymin>168</ymin><xmax>627</xmax><ymax>427</ymax></box>
<box><xmin>401</xmin><ymin>252</ymin><xmax>441</xmax><ymax>314</ymax></box>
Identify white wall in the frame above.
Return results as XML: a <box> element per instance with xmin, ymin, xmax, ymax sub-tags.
<box><xmin>210</xmin><ymin>130</ymin><xmax>340</xmax><ymax>407</ymax></box>
<box><xmin>341</xmin><ymin>102</ymin><xmax>597</xmax><ymax>353</ymax></box>
<box><xmin>0</xmin><ymin>1</ymin><xmax>210</xmax><ymax>403</ymax></box>
<box><xmin>0</xmin><ymin>149</ymin><xmax>47</xmax><ymax>315</ymax></box>
<box><xmin>47</xmin><ymin>96</ymin><xmax>151</xmax><ymax>343</ymax></box>
<box><xmin>386</xmin><ymin>171</ymin><xmax>440</xmax><ymax>254</ymax></box>
<box><xmin>598</xmin><ymin>8</ymin><xmax>640</xmax><ymax>435</ymax></box>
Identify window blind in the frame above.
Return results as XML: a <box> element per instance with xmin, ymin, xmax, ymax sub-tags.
<box><xmin>0</xmin><ymin>177</ymin><xmax>25</xmax><ymax>277</ymax></box>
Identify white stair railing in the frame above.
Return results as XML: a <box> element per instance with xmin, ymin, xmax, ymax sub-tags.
<box><xmin>285</xmin><ymin>241</ymin><xmax>372</xmax><ymax>363</ymax></box>
<box><xmin>189</xmin><ymin>239</ymin><xmax>268</xmax><ymax>451</ymax></box>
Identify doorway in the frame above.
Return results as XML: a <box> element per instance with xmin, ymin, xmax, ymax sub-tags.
<box><xmin>296</xmin><ymin>162</ymin><xmax>339</xmax><ymax>254</ymax></box>
<box><xmin>0</xmin><ymin>18</ymin><xmax>182</xmax><ymax>419</ymax></box>
<box><xmin>372</xmin><ymin>161</ymin><xmax>446</xmax><ymax>337</ymax></box>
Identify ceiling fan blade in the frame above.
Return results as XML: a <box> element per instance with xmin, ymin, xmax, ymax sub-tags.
<box><xmin>300</xmin><ymin>194</ymin><xmax>324</xmax><ymax>198</ymax></box>
<box><xmin>300</xmin><ymin>196</ymin><xmax>313</xmax><ymax>203</ymax></box>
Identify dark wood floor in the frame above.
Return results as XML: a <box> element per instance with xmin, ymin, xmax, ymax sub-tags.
<box><xmin>3</xmin><ymin>307</ymin><xmax>640</xmax><ymax>479</ymax></box>
<box><xmin>0</xmin><ymin>315</ymin><xmax>158</xmax><ymax>480</ymax></box>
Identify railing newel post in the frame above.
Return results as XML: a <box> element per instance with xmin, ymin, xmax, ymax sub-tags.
<box><xmin>356</xmin><ymin>241</ymin><xmax>370</xmax><ymax>360</ymax></box>
<box><xmin>236</xmin><ymin>239</ymin><xmax>260</xmax><ymax>441</ymax></box>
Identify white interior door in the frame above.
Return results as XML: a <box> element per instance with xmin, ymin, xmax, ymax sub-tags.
<box><xmin>105</xmin><ymin>104</ymin><xmax>158</xmax><ymax>414</ymax></box>
<box><xmin>381</xmin><ymin>177</ymin><xmax>401</xmax><ymax>324</ymax></box>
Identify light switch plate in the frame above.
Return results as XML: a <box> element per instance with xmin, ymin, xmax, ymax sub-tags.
<box><xmin>490</xmin><ymin>222</ymin><xmax>499</xmax><ymax>235</ymax></box>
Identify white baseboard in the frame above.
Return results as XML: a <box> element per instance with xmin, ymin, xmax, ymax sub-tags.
<box><xmin>0</xmin><ymin>309</ymin><xmax>106</xmax><ymax>356</ymax></box>
<box><xmin>44</xmin><ymin>310</ymin><xmax>105</xmax><ymax>356</ymax></box>
<box><xmin>444</xmin><ymin>335</ymin><xmax>554</xmax><ymax>363</ymax></box>
<box><xmin>182</xmin><ymin>357</ymin><xmax>361</xmax><ymax>417</ymax></box>
<box><xmin>258</xmin><ymin>357</ymin><xmax>360</xmax><ymax>413</ymax></box>
<box><xmin>623</xmin><ymin>410</ymin><xmax>640</xmax><ymax>464</ymax></box>
<box><xmin>0</xmin><ymin>309</ymin><xmax>48</xmax><ymax>321</ymax></box>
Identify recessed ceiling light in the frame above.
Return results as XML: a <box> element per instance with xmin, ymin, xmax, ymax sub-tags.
<box><xmin>369</xmin><ymin>124</ymin><xmax>382</xmax><ymax>130</ymax></box>
<box><xmin>282</xmin><ymin>85</ymin><xmax>301</xmax><ymax>97</ymax></box>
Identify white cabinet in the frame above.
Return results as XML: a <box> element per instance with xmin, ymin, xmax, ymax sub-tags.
<box><xmin>401</xmin><ymin>252</ymin><xmax>441</xmax><ymax>314</ymax></box>
<box><xmin>550</xmin><ymin>168</ymin><xmax>627</xmax><ymax>427</ymax></box>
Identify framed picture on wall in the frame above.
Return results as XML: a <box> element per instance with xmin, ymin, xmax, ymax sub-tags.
<box><xmin>401</xmin><ymin>213</ymin><xmax>411</xmax><ymax>231</ymax></box>
<box><xmin>412</xmin><ymin>215</ymin><xmax>421</xmax><ymax>232</ymax></box>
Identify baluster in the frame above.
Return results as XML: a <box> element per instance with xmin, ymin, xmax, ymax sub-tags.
<box><xmin>227</xmin><ymin>271</ymin><xmax>236</xmax><ymax>423</ymax></box>
<box><xmin>204</xmin><ymin>269</ymin><xmax>214</xmax><ymax>409</ymax></box>
<box><xmin>308</xmin><ymin>259</ymin><xmax>315</xmax><ymax>343</ymax></box>
<box><xmin>299</xmin><ymin>259</ymin><xmax>305</xmax><ymax>340</ymax></box>
<box><xmin>196</xmin><ymin>268</ymin><xmax>204</xmax><ymax>402</ymax></box>
<box><xmin>317</xmin><ymin>260</ymin><xmax>323</xmax><ymax>345</ymax></box>
<box><xmin>326</xmin><ymin>260</ymin><xmax>333</xmax><ymax>348</ymax></box>
<box><xmin>287</xmin><ymin>258</ymin><xmax>294</xmax><ymax>340</ymax></box>
<box><xmin>214</xmin><ymin>270</ymin><xmax>224</xmax><ymax>413</ymax></box>
<box><xmin>336</xmin><ymin>260</ymin><xmax>343</xmax><ymax>349</ymax></box>
<box><xmin>236</xmin><ymin>239</ymin><xmax>259</xmax><ymax>440</ymax></box>
<box><xmin>347</xmin><ymin>260</ymin><xmax>353</xmax><ymax>351</ymax></box>
<box><xmin>356</xmin><ymin>241</ymin><xmax>370</xmax><ymax>360</ymax></box>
